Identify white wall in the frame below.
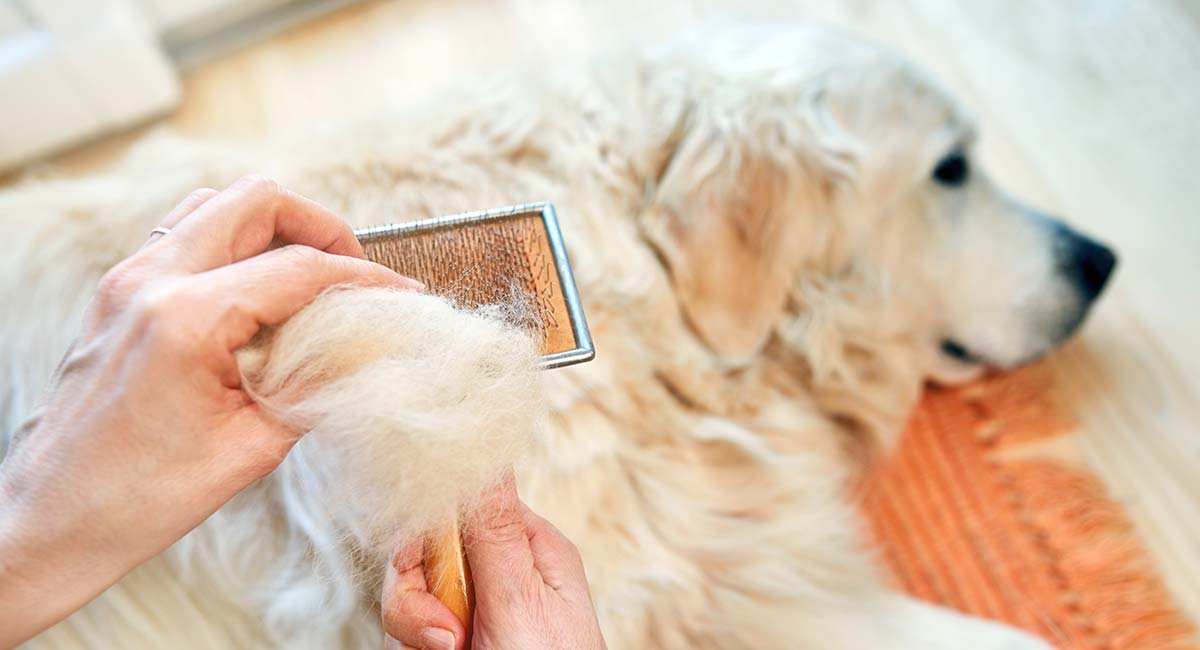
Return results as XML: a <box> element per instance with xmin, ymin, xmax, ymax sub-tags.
<box><xmin>0</xmin><ymin>0</ymin><xmax>178</xmax><ymax>171</ymax></box>
<box><xmin>0</xmin><ymin>0</ymin><xmax>343</xmax><ymax>172</ymax></box>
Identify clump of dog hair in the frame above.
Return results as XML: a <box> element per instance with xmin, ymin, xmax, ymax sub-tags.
<box><xmin>237</xmin><ymin>286</ymin><xmax>543</xmax><ymax>565</ymax></box>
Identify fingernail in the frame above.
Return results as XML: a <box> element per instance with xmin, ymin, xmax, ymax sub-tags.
<box><xmin>419</xmin><ymin>627</ymin><xmax>455</xmax><ymax>650</ymax></box>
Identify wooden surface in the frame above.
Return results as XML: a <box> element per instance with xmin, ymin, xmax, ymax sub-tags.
<box><xmin>423</xmin><ymin>518</ymin><xmax>474</xmax><ymax>643</ymax></box>
<box><xmin>26</xmin><ymin>0</ymin><xmax>1200</xmax><ymax>630</ymax></box>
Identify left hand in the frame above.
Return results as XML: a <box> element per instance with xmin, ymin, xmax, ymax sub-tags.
<box><xmin>0</xmin><ymin>177</ymin><xmax>422</xmax><ymax>647</ymax></box>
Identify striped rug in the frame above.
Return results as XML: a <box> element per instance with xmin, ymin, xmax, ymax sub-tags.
<box><xmin>859</xmin><ymin>366</ymin><xmax>1197</xmax><ymax>649</ymax></box>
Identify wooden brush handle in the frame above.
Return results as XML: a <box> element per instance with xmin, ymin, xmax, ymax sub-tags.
<box><xmin>424</xmin><ymin>518</ymin><xmax>474</xmax><ymax>644</ymax></box>
<box><xmin>359</xmin><ymin>207</ymin><xmax>589</xmax><ymax>648</ymax></box>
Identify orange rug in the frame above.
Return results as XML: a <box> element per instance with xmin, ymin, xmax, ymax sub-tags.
<box><xmin>859</xmin><ymin>366</ymin><xmax>1198</xmax><ymax>649</ymax></box>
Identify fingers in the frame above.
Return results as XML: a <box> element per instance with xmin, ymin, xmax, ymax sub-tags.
<box><xmin>196</xmin><ymin>244</ymin><xmax>423</xmax><ymax>352</ymax></box>
<box><xmin>94</xmin><ymin>187</ymin><xmax>218</xmax><ymax>322</ymax></box>
<box><xmin>521</xmin><ymin>504</ymin><xmax>590</xmax><ymax>597</ymax></box>
<box><xmin>161</xmin><ymin>176</ymin><xmax>366</xmax><ymax>271</ymax></box>
<box><xmin>382</xmin><ymin>541</ymin><xmax>467</xmax><ymax>650</ymax></box>
<box><xmin>462</xmin><ymin>473</ymin><xmax>537</xmax><ymax>609</ymax></box>
<box><xmin>142</xmin><ymin>188</ymin><xmax>219</xmax><ymax>248</ymax></box>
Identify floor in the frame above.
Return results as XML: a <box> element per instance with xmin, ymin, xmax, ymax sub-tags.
<box><xmin>28</xmin><ymin>0</ymin><xmax>1200</xmax><ymax>630</ymax></box>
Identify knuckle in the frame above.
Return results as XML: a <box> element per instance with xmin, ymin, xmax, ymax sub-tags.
<box><xmin>138</xmin><ymin>284</ymin><xmax>183</xmax><ymax>318</ymax></box>
<box><xmin>276</xmin><ymin>243</ymin><xmax>328</xmax><ymax>268</ymax></box>
<box><xmin>186</xmin><ymin>187</ymin><xmax>219</xmax><ymax>202</ymax></box>
<box><xmin>93</xmin><ymin>260</ymin><xmax>146</xmax><ymax>316</ymax></box>
<box><xmin>95</xmin><ymin>264</ymin><xmax>130</xmax><ymax>304</ymax></box>
<box><xmin>481</xmin><ymin>517</ymin><xmax>528</xmax><ymax>547</ymax></box>
<box><xmin>380</xmin><ymin>591</ymin><xmax>428</xmax><ymax>640</ymax></box>
<box><xmin>132</xmin><ymin>282</ymin><xmax>197</xmax><ymax>345</ymax></box>
<box><xmin>232</xmin><ymin>175</ymin><xmax>283</xmax><ymax>201</ymax></box>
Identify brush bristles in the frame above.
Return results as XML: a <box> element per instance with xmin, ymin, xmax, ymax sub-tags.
<box><xmin>359</xmin><ymin>215</ymin><xmax>578</xmax><ymax>356</ymax></box>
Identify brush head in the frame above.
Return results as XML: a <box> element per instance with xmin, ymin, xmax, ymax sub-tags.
<box><xmin>353</xmin><ymin>203</ymin><xmax>592</xmax><ymax>637</ymax></box>
<box><xmin>356</xmin><ymin>202</ymin><xmax>593</xmax><ymax>369</ymax></box>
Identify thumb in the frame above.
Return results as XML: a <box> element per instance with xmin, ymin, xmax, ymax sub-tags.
<box><xmin>463</xmin><ymin>472</ymin><xmax>536</xmax><ymax>608</ymax></box>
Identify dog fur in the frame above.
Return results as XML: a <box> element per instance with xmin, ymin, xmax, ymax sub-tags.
<box><xmin>0</xmin><ymin>23</ymin><xmax>1117</xmax><ymax>649</ymax></box>
<box><xmin>236</xmin><ymin>286</ymin><xmax>545</xmax><ymax>589</ymax></box>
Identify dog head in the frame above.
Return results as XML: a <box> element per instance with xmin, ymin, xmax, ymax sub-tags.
<box><xmin>640</xmin><ymin>25</ymin><xmax>1115</xmax><ymax>385</ymax></box>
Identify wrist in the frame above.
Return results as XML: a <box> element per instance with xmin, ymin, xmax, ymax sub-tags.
<box><xmin>0</xmin><ymin>453</ymin><xmax>134</xmax><ymax>646</ymax></box>
<box><xmin>0</xmin><ymin>469</ymin><xmax>56</xmax><ymax>646</ymax></box>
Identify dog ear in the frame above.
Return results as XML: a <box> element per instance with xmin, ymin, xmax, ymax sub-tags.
<box><xmin>641</xmin><ymin>128</ymin><xmax>814</xmax><ymax>366</ymax></box>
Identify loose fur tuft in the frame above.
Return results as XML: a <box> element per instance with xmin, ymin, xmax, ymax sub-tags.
<box><xmin>238</xmin><ymin>287</ymin><xmax>544</xmax><ymax>564</ymax></box>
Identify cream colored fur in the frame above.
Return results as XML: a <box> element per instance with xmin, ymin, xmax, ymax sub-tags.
<box><xmin>0</xmin><ymin>24</ymin><xmax>1075</xmax><ymax>649</ymax></box>
<box><xmin>238</xmin><ymin>287</ymin><xmax>543</xmax><ymax>579</ymax></box>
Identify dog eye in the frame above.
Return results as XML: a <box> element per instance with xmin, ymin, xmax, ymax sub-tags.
<box><xmin>940</xmin><ymin>339</ymin><xmax>974</xmax><ymax>362</ymax></box>
<box><xmin>932</xmin><ymin>151</ymin><xmax>969</xmax><ymax>186</ymax></box>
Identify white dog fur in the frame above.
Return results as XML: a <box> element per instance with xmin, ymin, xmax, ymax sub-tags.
<box><xmin>0</xmin><ymin>22</ymin><xmax>1117</xmax><ymax>649</ymax></box>
<box><xmin>237</xmin><ymin>287</ymin><xmax>543</xmax><ymax>587</ymax></box>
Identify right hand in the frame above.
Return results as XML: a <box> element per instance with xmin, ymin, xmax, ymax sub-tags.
<box><xmin>382</xmin><ymin>475</ymin><xmax>607</xmax><ymax>650</ymax></box>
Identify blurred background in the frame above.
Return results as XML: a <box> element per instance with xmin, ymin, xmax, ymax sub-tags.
<box><xmin>2</xmin><ymin>0</ymin><xmax>1197</xmax><ymax>637</ymax></box>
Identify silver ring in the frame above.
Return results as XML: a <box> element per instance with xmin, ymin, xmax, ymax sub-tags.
<box><xmin>149</xmin><ymin>227</ymin><xmax>171</xmax><ymax>238</ymax></box>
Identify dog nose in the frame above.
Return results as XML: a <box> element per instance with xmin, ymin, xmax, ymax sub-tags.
<box><xmin>1067</xmin><ymin>233</ymin><xmax>1117</xmax><ymax>301</ymax></box>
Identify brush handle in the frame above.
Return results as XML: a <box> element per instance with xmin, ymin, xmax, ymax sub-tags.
<box><xmin>424</xmin><ymin>518</ymin><xmax>474</xmax><ymax>645</ymax></box>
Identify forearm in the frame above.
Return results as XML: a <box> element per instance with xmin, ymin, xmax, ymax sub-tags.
<box><xmin>0</xmin><ymin>462</ymin><xmax>133</xmax><ymax>647</ymax></box>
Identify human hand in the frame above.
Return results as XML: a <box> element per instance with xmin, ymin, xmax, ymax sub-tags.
<box><xmin>0</xmin><ymin>177</ymin><xmax>421</xmax><ymax>646</ymax></box>
<box><xmin>382</xmin><ymin>475</ymin><xmax>606</xmax><ymax>650</ymax></box>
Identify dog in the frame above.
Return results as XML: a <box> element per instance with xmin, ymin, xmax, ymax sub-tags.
<box><xmin>0</xmin><ymin>23</ymin><xmax>1114</xmax><ymax>649</ymax></box>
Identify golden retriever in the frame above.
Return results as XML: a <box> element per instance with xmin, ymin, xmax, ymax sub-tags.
<box><xmin>0</xmin><ymin>23</ymin><xmax>1114</xmax><ymax>649</ymax></box>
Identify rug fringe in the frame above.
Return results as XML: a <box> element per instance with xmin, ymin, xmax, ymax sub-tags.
<box><xmin>1003</xmin><ymin>460</ymin><xmax>1198</xmax><ymax>649</ymax></box>
<box><xmin>860</xmin><ymin>366</ymin><xmax>1198</xmax><ymax>649</ymax></box>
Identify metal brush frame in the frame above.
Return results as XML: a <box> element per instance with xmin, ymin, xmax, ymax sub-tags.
<box><xmin>355</xmin><ymin>202</ymin><xmax>595</xmax><ymax>370</ymax></box>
